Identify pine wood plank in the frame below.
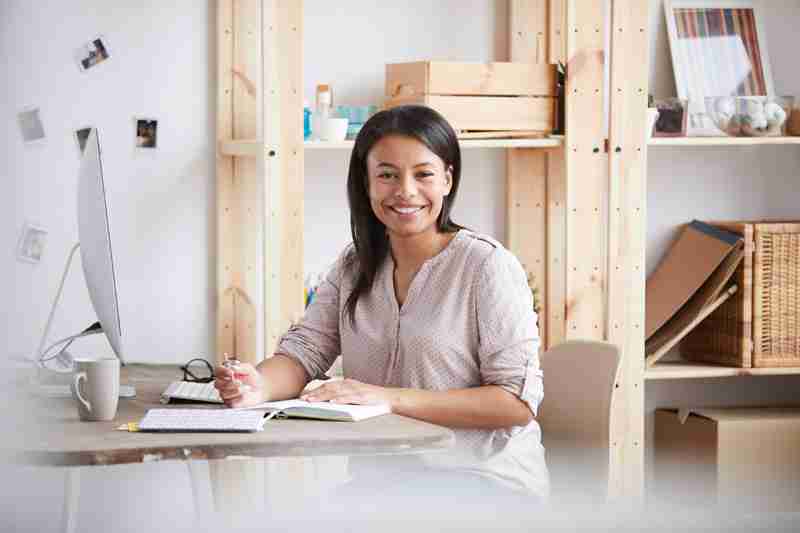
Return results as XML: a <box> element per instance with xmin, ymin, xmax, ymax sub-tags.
<box><xmin>507</xmin><ymin>149</ymin><xmax>548</xmax><ymax>348</ymax></box>
<box><xmin>263</xmin><ymin>0</ymin><xmax>304</xmax><ymax>356</ymax></box>
<box><xmin>546</xmin><ymin>147</ymin><xmax>567</xmax><ymax>350</ymax></box>
<box><xmin>217</xmin><ymin>0</ymin><xmax>236</xmax><ymax>361</ymax></box>
<box><xmin>565</xmin><ymin>0</ymin><xmax>606</xmax><ymax>341</ymax></box>
<box><xmin>510</xmin><ymin>0</ymin><xmax>549</xmax><ymax>64</ymax></box>
<box><xmin>606</xmin><ymin>0</ymin><xmax>650</xmax><ymax>501</ymax></box>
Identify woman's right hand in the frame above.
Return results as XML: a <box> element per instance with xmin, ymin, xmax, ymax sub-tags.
<box><xmin>214</xmin><ymin>362</ymin><xmax>267</xmax><ymax>408</ymax></box>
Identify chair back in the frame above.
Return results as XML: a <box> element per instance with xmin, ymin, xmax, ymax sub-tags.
<box><xmin>538</xmin><ymin>340</ymin><xmax>622</xmax><ymax>502</ymax></box>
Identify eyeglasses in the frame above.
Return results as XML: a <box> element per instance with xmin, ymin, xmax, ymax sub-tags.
<box><xmin>181</xmin><ymin>358</ymin><xmax>214</xmax><ymax>383</ymax></box>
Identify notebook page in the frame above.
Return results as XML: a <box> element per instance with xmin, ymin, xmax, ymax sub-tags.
<box><xmin>138</xmin><ymin>408</ymin><xmax>266</xmax><ymax>432</ymax></box>
<box><xmin>242</xmin><ymin>400</ymin><xmax>390</xmax><ymax>421</ymax></box>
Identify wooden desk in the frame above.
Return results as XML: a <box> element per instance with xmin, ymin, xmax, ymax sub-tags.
<box><xmin>8</xmin><ymin>365</ymin><xmax>455</xmax><ymax>531</ymax></box>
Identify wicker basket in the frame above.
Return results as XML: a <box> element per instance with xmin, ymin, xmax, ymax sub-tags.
<box><xmin>682</xmin><ymin>221</ymin><xmax>800</xmax><ymax>368</ymax></box>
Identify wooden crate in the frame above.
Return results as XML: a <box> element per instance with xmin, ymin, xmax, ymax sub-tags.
<box><xmin>682</xmin><ymin>221</ymin><xmax>800</xmax><ymax>368</ymax></box>
<box><xmin>384</xmin><ymin>61</ymin><xmax>556</xmax><ymax>134</ymax></box>
<box><xmin>385</xmin><ymin>61</ymin><xmax>556</xmax><ymax>98</ymax></box>
<box><xmin>384</xmin><ymin>94</ymin><xmax>554</xmax><ymax>133</ymax></box>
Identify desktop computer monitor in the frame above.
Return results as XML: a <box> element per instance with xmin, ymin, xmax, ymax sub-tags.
<box><xmin>77</xmin><ymin>128</ymin><xmax>125</xmax><ymax>365</ymax></box>
<box><xmin>35</xmin><ymin>128</ymin><xmax>135</xmax><ymax>398</ymax></box>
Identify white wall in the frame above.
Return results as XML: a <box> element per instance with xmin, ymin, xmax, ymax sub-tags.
<box><xmin>1</xmin><ymin>0</ymin><xmax>215</xmax><ymax>367</ymax></box>
<box><xmin>2</xmin><ymin>1</ymin><xmax>799</xmax><ymax>531</ymax></box>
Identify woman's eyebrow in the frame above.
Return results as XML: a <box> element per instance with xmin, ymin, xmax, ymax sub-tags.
<box><xmin>375</xmin><ymin>161</ymin><xmax>434</xmax><ymax>168</ymax></box>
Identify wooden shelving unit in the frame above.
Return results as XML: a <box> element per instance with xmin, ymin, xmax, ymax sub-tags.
<box><xmin>649</xmin><ymin>136</ymin><xmax>800</xmax><ymax>146</ymax></box>
<box><xmin>221</xmin><ymin>137</ymin><xmax>564</xmax><ymax>156</ymax></box>
<box><xmin>216</xmin><ymin>0</ymin><xmax>648</xmax><ymax>501</ymax></box>
<box><xmin>645</xmin><ymin>361</ymin><xmax>800</xmax><ymax>380</ymax></box>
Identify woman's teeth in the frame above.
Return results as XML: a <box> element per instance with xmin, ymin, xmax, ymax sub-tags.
<box><xmin>392</xmin><ymin>206</ymin><xmax>423</xmax><ymax>214</ymax></box>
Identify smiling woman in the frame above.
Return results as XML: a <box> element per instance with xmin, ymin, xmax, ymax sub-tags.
<box><xmin>214</xmin><ymin>105</ymin><xmax>547</xmax><ymax>501</ymax></box>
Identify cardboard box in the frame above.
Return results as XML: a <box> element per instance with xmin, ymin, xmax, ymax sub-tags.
<box><xmin>385</xmin><ymin>61</ymin><xmax>556</xmax><ymax>98</ymax></box>
<box><xmin>654</xmin><ymin>407</ymin><xmax>800</xmax><ymax>511</ymax></box>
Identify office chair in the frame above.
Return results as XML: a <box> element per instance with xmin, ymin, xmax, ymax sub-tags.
<box><xmin>538</xmin><ymin>340</ymin><xmax>622</xmax><ymax>504</ymax></box>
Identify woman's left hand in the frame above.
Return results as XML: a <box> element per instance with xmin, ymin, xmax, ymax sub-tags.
<box><xmin>300</xmin><ymin>378</ymin><xmax>396</xmax><ymax>408</ymax></box>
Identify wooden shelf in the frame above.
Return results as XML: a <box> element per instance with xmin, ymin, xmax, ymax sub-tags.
<box><xmin>645</xmin><ymin>361</ymin><xmax>800</xmax><ymax>380</ymax></box>
<box><xmin>220</xmin><ymin>137</ymin><xmax>563</xmax><ymax>156</ymax></box>
<box><xmin>648</xmin><ymin>136</ymin><xmax>800</xmax><ymax>146</ymax></box>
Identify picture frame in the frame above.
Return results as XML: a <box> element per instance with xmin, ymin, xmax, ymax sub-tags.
<box><xmin>17</xmin><ymin>222</ymin><xmax>47</xmax><ymax>264</ymax></box>
<box><xmin>664</xmin><ymin>1</ymin><xmax>775</xmax><ymax>136</ymax></box>
<box><xmin>17</xmin><ymin>106</ymin><xmax>46</xmax><ymax>145</ymax></box>
<box><xmin>74</xmin><ymin>125</ymin><xmax>93</xmax><ymax>156</ymax></box>
<box><xmin>74</xmin><ymin>35</ymin><xmax>111</xmax><ymax>73</ymax></box>
<box><xmin>134</xmin><ymin>117</ymin><xmax>158</xmax><ymax>150</ymax></box>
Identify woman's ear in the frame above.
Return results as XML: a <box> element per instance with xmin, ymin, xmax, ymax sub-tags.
<box><xmin>444</xmin><ymin>165</ymin><xmax>454</xmax><ymax>196</ymax></box>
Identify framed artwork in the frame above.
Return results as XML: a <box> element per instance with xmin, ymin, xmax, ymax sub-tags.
<box><xmin>664</xmin><ymin>1</ymin><xmax>775</xmax><ymax>135</ymax></box>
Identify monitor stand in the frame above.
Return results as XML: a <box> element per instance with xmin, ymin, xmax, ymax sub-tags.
<box><xmin>33</xmin><ymin>242</ymin><xmax>137</xmax><ymax>399</ymax></box>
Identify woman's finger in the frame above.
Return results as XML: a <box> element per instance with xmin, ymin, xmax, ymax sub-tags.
<box><xmin>328</xmin><ymin>394</ymin><xmax>366</xmax><ymax>405</ymax></box>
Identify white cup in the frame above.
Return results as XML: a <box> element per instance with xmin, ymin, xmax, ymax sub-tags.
<box><xmin>320</xmin><ymin>117</ymin><xmax>349</xmax><ymax>141</ymax></box>
<box><xmin>72</xmin><ymin>358</ymin><xmax>120</xmax><ymax>421</ymax></box>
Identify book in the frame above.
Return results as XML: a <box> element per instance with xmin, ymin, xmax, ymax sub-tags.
<box><xmin>241</xmin><ymin>399</ymin><xmax>391</xmax><ymax>422</ymax></box>
<box><xmin>136</xmin><ymin>400</ymin><xmax>391</xmax><ymax>433</ymax></box>
<box><xmin>645</xmin><ymin>242</ymin><xmax>744</xmax><ymax>365</ymax></box>
<box><xmin>645</xmin><ymin>220</ymin><xmax>742</xmax><ymax>340</ymax></box>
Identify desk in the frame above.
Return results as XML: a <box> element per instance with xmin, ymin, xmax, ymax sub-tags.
<box><xmin>8</xmin><ymin>364</ymin><xmax>455</xmax><ymax>531</ymax></box>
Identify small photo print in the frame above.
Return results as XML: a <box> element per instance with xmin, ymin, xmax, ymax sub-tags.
<box><xmin>74</xmin><ymin>126</ymin><xmax>93</xmax><ymax>155</ymax></box>
<box><xmin>135</xmin><ymin>118</ymin><xmax>158</xmax><ymax>149</ymax></box>
<box><xmin>75</xmin><ymin>36</ymin><xmax>110</xmax><ymax>72</ymax></box>
<box><xmin>17</xmin><ymin>223</ymin><xmax>48</xmax><ymax>264</ymax></box>
<box><xmin>17</xmin><ymin>107</ymin><xmax>46</xmax><ymax>144</ymax></box>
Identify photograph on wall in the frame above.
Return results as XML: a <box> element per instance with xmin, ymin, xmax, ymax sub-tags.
<box><xmin>74</xmin><ymin>126</ymin><xmax>93</xmax><ymax>155</ymax></box>
<box><xmin>17</xmin><ymin>223</ymin><xmax>47</xmax><ymax>264</ymax></box>
<box><xmin>135</xmin><ymin>118</ymin><xmax>158</xmax><ymax>149</ymax></box>
<box><xmin>17</xmin><ymin>106</ymin><xmax>46</xmax><ymax>144</ymax></box>
<box><xmin>664</xmin><ymin>1</ymin><xmax>774</xmax><ymax>135</ymax></box>
<box><xmin>75</xmin><ymin>35</ymin><xmax>111</xmax><ymax>72</ymax></box>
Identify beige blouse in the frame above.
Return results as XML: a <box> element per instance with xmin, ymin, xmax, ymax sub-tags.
<box><xmin>276</xmin><ymin>230</ymin><xmax>547</xmax><ymax>497</ymax></box>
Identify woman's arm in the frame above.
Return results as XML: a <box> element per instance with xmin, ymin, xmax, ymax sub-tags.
<box><xmin>255</xmin><ymin>353</ymin><xmax>310</xmax><ymax>401</ymax></box>
<box><xmin>301</xmin><ymin>380</ymin><xmax>534</xmax><ymax>429</ymax></box>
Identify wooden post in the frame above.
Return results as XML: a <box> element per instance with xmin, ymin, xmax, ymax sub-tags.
<box><xmin>564</xmin><ymin>0</ymin><xmax>607</xmax><ymax>341</ymax></box>
<box><xmin>217</xmin><ymin>0</ymin><xmax>259</xmax><ymax>365</ymax></box>
<box><xmin>607</xmin><ymin>0</ymin><xmax>649</xmax><ymax>501</ymax></box>
<box><xmin>263</xmin><ymin>0</ymin><xmax>304</xmax><ymax>357</ymax></box>
<box><xmin>508</xmin><ymin>0</ymin><xmax>550</xmax><ymax>348</ymax></box>
<box><xmin>546</xmin><ymin>147</ymin><xmax>567</xmax><ymax>348</ymax></box>
<box><xmin>507</xmin><ymin>149</ymin><xmax>548</xmax><ymax>348</ymax></box>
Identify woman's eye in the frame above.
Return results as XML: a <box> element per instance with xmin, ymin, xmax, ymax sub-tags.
<box><xmin>377</xmin><ymin>172</ymin><xmax>396</xmax><ymax>180</ymax></box>
<box><xmin>416</xmin><ymin>172</ymin><xmax>434</xmax><ymax>180</ymax></box>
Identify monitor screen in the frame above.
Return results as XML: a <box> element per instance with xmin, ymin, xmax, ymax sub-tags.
<box><xmin>77</xmin><ymin>128</ymin><xmax>124</xmax><ymax>363</ymax></box>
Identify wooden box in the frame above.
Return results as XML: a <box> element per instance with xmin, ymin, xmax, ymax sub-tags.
<box><xmin>384</xmin><ymin>61</ymin><xmax>556</xmax><ymax>134</ymax></box>
<box><xmin>682</xmin><ymin>221</ymin><xmax>800</xmax><ymax>368</ymax></box>
<box><xmin>654</xmin><ymin>407</ymin><xmax>800</xmax><ymax>511</ymax></box>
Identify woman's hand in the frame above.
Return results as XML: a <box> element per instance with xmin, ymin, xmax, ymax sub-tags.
<box><xmin>213</xmin><ymin>362</ymin><xmax>267</xmax><ymax>408</ymax></box>
<box><xmin>300</xmin><ymin>378</ymin><xmax>396</xmax><ymax>409</ymax></box>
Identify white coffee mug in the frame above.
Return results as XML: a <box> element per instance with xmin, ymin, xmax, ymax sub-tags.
<box><xmin>72</xmin><ymin>358</ymin><xmax>120</xmax><ymax>421</ymax></box>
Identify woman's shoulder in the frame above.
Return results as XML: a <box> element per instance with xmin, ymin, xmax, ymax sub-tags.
<box><xmin>457</xmin><ymin>231</ymin><xmax>525</xmax><ymax>280</ymax></box>
<box><xmin>458</xmin><ymin>230</ymin><xmax>512</xmax><ymax>264</ymax></box>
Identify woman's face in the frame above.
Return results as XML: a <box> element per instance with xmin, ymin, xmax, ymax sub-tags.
<box><xmin>366</xmin><ymin>134</ymin><xmax>452</xmax><ymax>241</ymax></box>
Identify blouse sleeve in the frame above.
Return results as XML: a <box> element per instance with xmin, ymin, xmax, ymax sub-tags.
<box><xmin>475</xmin><ymin>248</ymin><xmax>544</xmax><ymax>416</ymax></box>
<box><xmin>273</xmin><ymin>253</ymin><xmax>345</xmax><ymax>381</ymax></box>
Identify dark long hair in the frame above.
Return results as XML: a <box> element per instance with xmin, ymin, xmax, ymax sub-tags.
<box><xmin>344</xmin><ymin>105</ymin><xmax>463</xmax><ymax>327</ymax></box>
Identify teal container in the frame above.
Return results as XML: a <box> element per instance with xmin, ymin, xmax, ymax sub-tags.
<box><xmin>303</xmin><ymin>105</ymin><xmax>312</xmax><ymax>140</ymax></box>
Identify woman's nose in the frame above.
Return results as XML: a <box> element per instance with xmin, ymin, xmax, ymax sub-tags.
<box><xmin>396</xmin><ymin>174</ymin><xmax>417</xmax><ymax>198</ymax></box>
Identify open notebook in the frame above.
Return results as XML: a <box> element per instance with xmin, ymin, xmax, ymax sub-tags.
<box><xmin>137</xmin><ymin>400</ymin><xmax>390</xmax><ymax>432</ymax></box>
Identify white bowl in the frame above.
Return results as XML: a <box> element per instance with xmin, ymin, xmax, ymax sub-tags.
<box><xmin>320</xmin><ymin>117</ymin><xmax>349</xmax><ymax>142</ymax></box>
